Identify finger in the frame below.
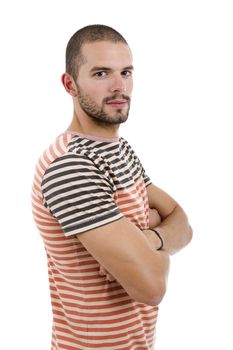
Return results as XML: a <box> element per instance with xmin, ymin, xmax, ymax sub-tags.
<box><xmin>99</xmin><ymin>266</ymin><xmax>107</xmax><ymax>276</ymax></box>
<box><xmin>106</xmin><ymin>274</ymin><xmax>116</xmax><ymax>282</ymax></box>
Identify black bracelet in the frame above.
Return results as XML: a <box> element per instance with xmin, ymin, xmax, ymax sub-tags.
<box><xmin>149</xmin><ymin>228</ymin><xmax>164</xmax><ymax>251</ymax></box>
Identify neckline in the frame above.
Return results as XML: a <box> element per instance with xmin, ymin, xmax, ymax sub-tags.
<box><xmin>65</xmin><ymin>129</ymin><xmax>120</xmax><ymax>143</ymax></box>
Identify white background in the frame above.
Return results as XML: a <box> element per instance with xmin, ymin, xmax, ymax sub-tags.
<box><xmin>0</xmin><ymin>0</ymin><xmax>232</xmax><ymax>349</ymax></box>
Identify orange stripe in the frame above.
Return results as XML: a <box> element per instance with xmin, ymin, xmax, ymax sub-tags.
<box><xmin>55</xmin><ymin>326</ymin><xmax>148</xmax><ymax>343</ymax></box>
<box><xmin>32</xmin><ymin>182</ymin><xmax>41</xmax><ymax>194</ymax></box>
<box><xmin>119</xmin><ymin>205</ymin><xmax>145</xmax><ymax>215</ymax></box>
<box><xmin>50</xmin><ymin>283</ymin><xmax>124</xmax><ymax>296</ymax></box>
<box><xmin>53</xmin><ymin>291</ymin><xmax>129</xmax><ymax>303</ymax></box>
<box><xmin>38</xmin><ymin>158</ymin><xmax>47</xmax><ymax>172</ymax></box>
<box><xmin>56</xmin><ymin>135</ymin><xmax>66</xmax><ymax>154</ymax></box>
<box><xmin>53</xmin><ymin>309</ymin><xmax>156</xmax><ymax>326</ymax></box>
<box><xmin>49</xmin><ymin>277</ymin><xmax>111</xmax><ymax>289</ymax></box>
<box><xmin>120</xmin><ymin>208</ymin><xmax>147</xmax><ymax>218</ymax></box>
<box><xmin>42</xmin><ymin>150</ymin><xmax>51</xmax><ymax>165</ymax></box>
<box><xmin>45</xmin><ymin>242</ymin><xmax>84</xmax><ymax>250</ymax></box>
<box><xmin>35</xmin><ymin>219</ymin><xmax>60</xmax><ymax>226</ymax></box>
<box><xmin>52</xmin><ymin>301</ymin><xmax>156</xmax><ymax>319</ymax></box>
<box><xmin>53</xmin><ymin>318</ymin><xmax>151</xmax><ymax>335</ymax></box>
<box><xmin>40</xmin><ymin>230</ymin><xmax>64</xmax><ymax>237</ymax></box>
<box><xmin>52</xmin><ymin>298</ymin><xmax>132</xmax><ymax>311</ymax></box>
<box><xmin>49</xmin><ymin>144</ymin><xmax>58</xmax><ymax>159</ymax></box>
<box><xmin>116</xmin><ymin>178</ymin><xmax>146</xmax><ymax>197</ymax></box>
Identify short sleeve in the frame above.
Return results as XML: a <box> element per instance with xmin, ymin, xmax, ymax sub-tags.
<box><xmin>122</xmin><ymin>138</ymin><xmax>152</xmax><ymax>187</ymax></box>
<box><xmin>142</xmin><ymin>169</ymin><xmax>152</xmax><ymax>187</ymax></box>
<box><xmin>41</xmin><ymin>153</ymin><xmax>124</xmax><ymax>236</ymax></box>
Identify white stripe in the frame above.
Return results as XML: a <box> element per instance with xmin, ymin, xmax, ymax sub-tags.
<box><xmin>51</xmin><ymin>304</ymin><xmax>157</xmax><ymax>322</ymax></box>
<box><xmin>54</xmin><ymin>326</ymin><xmax>152</xmax><ymax>346</ymax></box>
<box><xmin>65</xmin><ymin>213</ymin><xmax>123</xmax><ymax>235</ymax></box>
<box><xmin>50</xmin><ymin>292</ymin><xmax>131</xmax><ymax>308</ymax></box>
<box><xmin>50</xmin><ymin>285</ymin><xmax>128</xmax><ymax>301</ymax></box>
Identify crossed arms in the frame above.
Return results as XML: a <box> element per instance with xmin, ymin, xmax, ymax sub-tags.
<box><xmin>146</xmin><ymin>184</ymin><xmax>193</xmax><ymax>255</ymax></box>
<box><xmin>78</xmin><ymin>183</ymin><xmax>192</xmax><ymax>306</ymax></box>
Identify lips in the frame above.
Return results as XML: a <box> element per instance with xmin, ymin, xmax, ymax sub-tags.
<box><xmin>106</xmin><ymin>99</ymin><xmax>127</xmax><ymax>104</ymax></box>
<box><xmin>106</xmin><ymin>100</ymin><xmax>128</xmax><ymax>109</ymax></box>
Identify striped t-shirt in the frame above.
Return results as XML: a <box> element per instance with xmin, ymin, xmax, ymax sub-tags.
<box><xmin>32</xmin><ymin>130</ymin><xmax>158</xmax><ymax>350</ymax></box>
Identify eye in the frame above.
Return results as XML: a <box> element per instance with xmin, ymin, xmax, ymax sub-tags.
<box><xmin>121</xmin><ymin>70</ymin><xmax>133</xmax><ymax>77</ymax></box>
<box><xmin>94</xmin><ymin>71</ymin><xmax>108</xmax><ymax>78</ymax></box>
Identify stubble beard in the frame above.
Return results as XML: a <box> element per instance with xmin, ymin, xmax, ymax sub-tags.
<box><xmin>76</xmin><ymin>84</ymin><xmax>131</xmax><ymax>128</ymax></box>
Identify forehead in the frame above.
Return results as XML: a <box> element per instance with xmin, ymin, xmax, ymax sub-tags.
<box><xmin>80</xmin><ymin>41</ymin><xmax>133</xmax><ymax>70</ymax></box>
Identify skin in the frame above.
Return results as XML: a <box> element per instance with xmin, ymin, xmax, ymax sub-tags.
<box><xmin>61</xmin><ymin>40</ymin><xmax>192</xmax><ymax>301</ymax></box>
<box><xmin>62</xmin><ymin>41</ymin><xmax>134</xmax><ymax>139</ymax></box>
<box><xmin>101</xmin><ymin>208</ymin><xmax>162</xmax><ymax>282</ymax></box>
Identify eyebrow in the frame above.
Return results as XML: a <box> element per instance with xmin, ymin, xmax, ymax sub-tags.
<box><xmin>90</xmin><ymin>65</ymin><xmax>134</xmax><ymax>73</ymax></box>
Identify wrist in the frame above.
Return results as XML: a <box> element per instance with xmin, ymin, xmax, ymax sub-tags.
<box><xmin>143</xmin><ymin>229</ymin><xmax>163</xmax><ymax>251</ymax></box>
<box><xmin>148</xmin><ymin>228</ymin><xmax>164</xmax><ymax>251</ymax></box>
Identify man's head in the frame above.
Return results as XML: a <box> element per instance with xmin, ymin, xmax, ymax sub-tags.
<box><xmin>62</xmin><ymin>25</ymin><xmax>133</xmax><ymax>129</ymax></box>
<box><xmin>66</xmin><ymin>24</ymin><xmax>128</xmax><ymax>81</ymax></box>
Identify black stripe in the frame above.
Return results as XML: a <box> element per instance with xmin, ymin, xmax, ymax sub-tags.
<box><xmin>110</xmin><ymin>160</ymin><xmax>140</xmax><ymax>178</ymax></box>
<box><xmin>64</xmin><ymin>211</ymin><xmax>122</xmax><ymax>234</ymax></box>
<box><xmin>95</xmin><ymin>143</ymin><xmax>120</xmax><ymax>155</ymax></box>
<box><xmin>47</xmin><ymin>188</ymin><xmax>112</xmax><ymax>207</ymax></box>
<box><xmin>44</xmin><ymin>160</ymin><xmax>97</xmax><ymax>174</ymax></box>
<box><xmin>52</xmin><ymin>153</ymin><xmax>88</xmax><ymax>163</ymax></box>
<box><xmin>52</xmin><ymin>194</ymin><xmax>113</xmax><ymax>214</ymax></box>
<box><xmin>42</xmin><ymin>167</ymin><xmax>102</xmax><ymax>186</ymax></box>
<box><xmin>113</xmin><ymin>172</ymin><xmax>141</xmax><ymax>187</ymax></box>
<box><xmin>61</xmin><ymin>205</ymin><xmax>119</xmax><ymax>227</ymax></box>
<box><xmin>42</xmin><ymin>174</ymin><xmax>105</xmax><ymax>193</ymax></box>
<box><xmin>57</xmin><ymin>199</ymin><xmax>116</xmax><ymax>220</ymax></box>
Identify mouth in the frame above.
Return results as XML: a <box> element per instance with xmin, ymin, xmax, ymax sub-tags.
<box><xmin>106</xmin><ymin>99</ymin><xmax>128</xmax><ymax>109</ymax></box>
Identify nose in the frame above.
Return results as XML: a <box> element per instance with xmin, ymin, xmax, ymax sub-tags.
<box><xmin>109</xmin><ymin>74</ymin><xmax>126</xmax><ymax>93</ymax></box>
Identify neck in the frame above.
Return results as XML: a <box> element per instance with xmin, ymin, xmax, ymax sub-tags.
<box><xmin>67</xmin><ymin>110</ymin><xmax>120</xmax><ymax>139</ymax></box>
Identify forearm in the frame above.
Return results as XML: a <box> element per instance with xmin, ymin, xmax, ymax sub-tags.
<box><xmin>154</xmin><ymin>205</ymin><xmax>192</xmax><ymax>255</ymax></box>
<box><xmin>131</xmin><ymin>242</ymin><xmax>170</xmax><ymax>305</ymax></box>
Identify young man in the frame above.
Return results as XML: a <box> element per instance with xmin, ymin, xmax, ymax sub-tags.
<box><xmin>32</xmin><ymin>25</ymin><xmax>192</xmax><ymax>350</ymax></box>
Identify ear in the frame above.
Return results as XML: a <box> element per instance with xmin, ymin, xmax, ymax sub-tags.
<box><xmin>61</xmin><ymin>73</ymin><xmax>77</xmax><ymax>97</ymax></box>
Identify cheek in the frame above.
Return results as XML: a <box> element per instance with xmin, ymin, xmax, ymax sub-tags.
<box><xmin>82</xmin><ymin>83</ymin><xmax>104</xmax><ymax>104</ymax></box>
<box><xmin>127</xmin><ymin>79</ymin><xmax>133</xmax><ymax>94</ymax></box>
<box><xmin>88</xmin><ymin>81</ymin><xmax>107</xmax><ymax>96</ymax></box>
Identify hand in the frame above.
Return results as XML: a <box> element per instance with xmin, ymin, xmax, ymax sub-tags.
<box><xmin>99</xmin><ymin>265</ymin><xmax>116</xmax><ymax>282</ymax></box>
<box><xmin>143</xmin><ymin>229</ymin><xmax>162</xmax><ymax>251</ymax></box>
<box><xmin>148</xmin><ymin>208</ymin><xmax>161</xmax><ymax>228</ymax></box>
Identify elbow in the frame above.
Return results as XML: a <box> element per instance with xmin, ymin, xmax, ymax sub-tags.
<box><xmin>132</xmin><ymin>255</ymin><xmax>170</xmax><ymax>306</ymax></box>
<box><xmin>131</xmin><ymin>278</ymin><xmax>167</xmax><ymax>307</ymax></box>
<box><xmin>187</xmin><ymin>225</ymin><xmax>193</xmax><ymax>245</ymax></box>
<box><xmin>146</xmin><ymin>280</ymin><xmax>167</xmax><ymax>306</ymax></box>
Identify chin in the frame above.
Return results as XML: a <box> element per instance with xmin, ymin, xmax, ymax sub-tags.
<box><xmin>114</xmin><ymin>114</ymin><xmax>129</xmax><ymax>124</ymax></box>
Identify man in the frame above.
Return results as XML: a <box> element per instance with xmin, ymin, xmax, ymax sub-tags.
<box><xmin>32</xmin><ymin>24</ymin><xmax>192</xmax><ymax>350</ymax></box>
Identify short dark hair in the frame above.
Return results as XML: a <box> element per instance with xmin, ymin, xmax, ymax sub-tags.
<box><xmin>65</xmin><ymin>24</ymin><xmax>128</xmax><ymax>80</ymax></box>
